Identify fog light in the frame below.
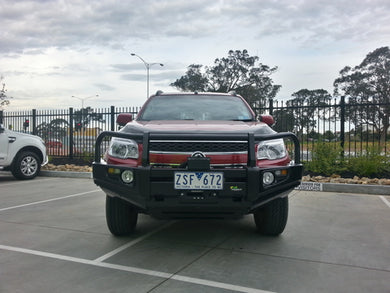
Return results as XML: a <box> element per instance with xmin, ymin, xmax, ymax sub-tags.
<box><xmin>263</xmin><ymin>172</ymin><xmax>275</xmax><ymax>185</ymax></box>
<box><xmin>121</xmin><ymin>170</ymin><xmax>134</xmax><ymax>184</ymax></box>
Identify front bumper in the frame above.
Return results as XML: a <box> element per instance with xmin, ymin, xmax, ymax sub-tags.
<box><xmin>42</xmin><ymin>154</ymin><xmax>49</xmax><ymax>166</ymax></box>
<box><xmin>93</xmin><ymin>162</ymin><xmax>303</xmax><ymax>218</ymax></box>
<box><xmin>93</xmin><ymin>130</ymin><xmax>303</xmax><ymax>218</ymax></box>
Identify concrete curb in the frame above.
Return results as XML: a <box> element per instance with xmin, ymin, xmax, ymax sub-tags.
<box><xmin>40</xmin><ymin>170</ymin><xmax>93</xmax><ymax>179</ymax></box>
<box><xmin>322</xmin><ymin>182</ymin><xmax>390</xmax><ymax>195</ymax></box>
<box><xmin>40</xmin><ymin>170</ymin><xmax>390</xmax><ymax>196</ymax></box>
<box><xmin>295</xmin><ymin>181</ymin><xmax>390</xmax><ymax>195</ymax></box>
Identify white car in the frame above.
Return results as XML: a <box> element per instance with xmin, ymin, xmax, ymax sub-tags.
<box><xmin>0</xmin><ymin>124</ymin><xmax>48</xmax><ymax>179</ymax></box>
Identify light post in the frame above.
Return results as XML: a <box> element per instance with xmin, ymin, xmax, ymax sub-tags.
<box><xmin>71</xmin><ymin>94</ymin><xmax>99</xmax><ymax>109</ymax></box>
<box><xmin>131</xmin><ymin>53</ymin><xmax>164</xmax><ymax>99</ymax></box>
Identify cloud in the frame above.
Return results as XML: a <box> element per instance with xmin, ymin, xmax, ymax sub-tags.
<box><xmin>120</xmin><ymin>70</ymin><xmax>183</xmax><ymax>82</ymax></box>
<box><xmin>219</xmin><ymin>0</ymin><xmax>390</xmax><ymax>47</ymax></box>
<box><xmin>2</xmin><ymin>0</ymin><xmax>388</xmax><ymax>55</ymax></box>
<box><xmin>1</xmin><ymin>0</ymin><xmax>389</xmax><ymax>110</ymax></box>
<box><xmin>120</xmin><ymin>73</ymin><xmax>146</xmax><ymax>82</ymax></box>
<box><xmin>110</xmin><ymin>64</ymin><xmax>145</xmax><ymax>72</ymax></box>
<box><xmin>94</xmin><ymin>83</ymin><xmax>116</xmax><ymax>91</ymax></box>
<box><xmin>0</xmin><ymin>0</ymin><xmax>220</xmax><ymax>54</ymax></box>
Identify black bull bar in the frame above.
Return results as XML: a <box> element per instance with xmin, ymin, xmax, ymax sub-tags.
<box><xmin>94</xmin><ymin>131</ymin><xmax>302</xmax><ymax>167</ymax></box>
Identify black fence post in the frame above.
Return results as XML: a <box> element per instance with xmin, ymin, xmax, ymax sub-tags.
<box><xmin>110</xmin><ymin>106</ymin><xmax>115</xmax><ymax>131</ymax></box>
<box><xmin>0</xmin><ymin>110</ymin><xmax>3</xmax><ymax>124</ymax></box>
<box><xmin>69</xmin><ymin>107</ymin><xmax>74</xmax><ymax>159</ymax></box>
<box><xmin>340</xmin><ymin>96</ymin><xmax>345</xmax><ymax>157</ymax></box>
<box><xmin>32</xmin><ymin>109</ymin><xmax>37</xmax><ymax>135</ymax></box>
<box><xmin>269</xmin><ymin>98</ymin><xmax>274</xmax><ymax>116</ymax></box>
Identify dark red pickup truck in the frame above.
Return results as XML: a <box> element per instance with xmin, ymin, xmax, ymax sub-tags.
<box><xmin>93</xmin><ymin>91</ymin><xmax>303</xmax><ymax>236</ymax></box>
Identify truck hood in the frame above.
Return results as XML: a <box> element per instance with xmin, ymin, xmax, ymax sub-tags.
<box><xmin>5</xmin><ymin>129</ymin><xmax>44</xmax><ymax>141</ymax></box>
<box><xmin>121</xmin><ymin>120</ymin><xmax>275</xmax><ymax>135</ymax></box>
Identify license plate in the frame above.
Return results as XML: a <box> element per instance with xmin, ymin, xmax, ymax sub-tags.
<box><xmin>174</xmin><ymin>172</ymin><xmax>223</xmax><ymax>190</ymax></box>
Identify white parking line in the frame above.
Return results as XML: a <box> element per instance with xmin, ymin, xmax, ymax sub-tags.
<box><xmin>94</xmin><ymin>221</ymin><xmax>177</xmax><ymax>262</ymax></box>
<box><xmin>0</xmin><ymin>244</ymin><xmax>275</xmax><ymax>293</ymax></box>
<box><xmin>0</xmin><ymin>190</ymin><xmax>100</xmax><ymax>212</ymax></box>
<box><xmin>171</xmin><ymin>275</ymin><xmax>275</xmax><ymax>293</ymax></box>
<box><xmin>0</xmin><ymin>177</ymin><xmax>61</xmax><ymax>187</ymax></box>
<box><xmin>379</xmin><ymin>196</ymin><xmax>390</xmax><ymax>208</ymax></box>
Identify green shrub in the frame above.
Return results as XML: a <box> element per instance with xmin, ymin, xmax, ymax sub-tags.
<box><xmin>79</xmin><ymin>151</ymin><xmax>94</xmax><ymax>165</ymax></box>
<box><xmin>347</xmin><ymin>146</ymin><xmax>388</xmax><ymax>177</ymax></box>
<box><xmin>305</xmin><ymin>142</ymin><xmax>346</xmax><ymax>176</ymax></box>
<box><xmin>305</xmin><ymin>143</ymin><xmax>390</xmax><ymax>178</ymax></box>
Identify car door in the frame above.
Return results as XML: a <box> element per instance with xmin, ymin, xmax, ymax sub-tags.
<box><xmin>0</xmin><ymin>126</ymin><xmax>9</xmax><ymax>164</ymax></box>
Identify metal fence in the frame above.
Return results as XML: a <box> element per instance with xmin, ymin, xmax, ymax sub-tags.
<box><xmin>0</xmin><ymin>106</ymin><xmax>140</xmax><ymax>162</ymax></box>
<box><xmin>254</xmin><ymin>96</ymin><xmax>390</xmax><ymax>160</ymax></box>
<box><xmin>1</xmin><ymin>97</ymin><xmax>389</xmax><ymax>163</ymax></box>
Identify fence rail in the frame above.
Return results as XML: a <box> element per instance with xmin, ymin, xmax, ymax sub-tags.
<box><xmin>254</xmin><ymin>97</ymin><xmax>389</xmax><ymax>159</ymax></box>
<box><xmin>1</xmin><ymin>97</ymin><xmax>389</xmax><ymax>163</ymax></box>
<box><xmin>0</xmin><ymin>106</ymin><xmax>140</xmax><ymax>161</ymax></box>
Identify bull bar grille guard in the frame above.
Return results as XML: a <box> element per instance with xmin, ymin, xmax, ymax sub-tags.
<box><xmin>94</xmin><ymin>131</ymin><xmax>301</xmax><ymax>167</ymax></box>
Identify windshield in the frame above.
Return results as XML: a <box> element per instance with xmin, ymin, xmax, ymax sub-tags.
<box><xmin>138</xmin><ymin>95</ymin><xmax>254</xmax><ymax>121</ymax></box>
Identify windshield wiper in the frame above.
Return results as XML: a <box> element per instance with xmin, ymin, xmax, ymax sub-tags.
<box><xmin>232</xmin><ymin>119</ymin><xmax>254</xmax><ymax>122</ymax></box>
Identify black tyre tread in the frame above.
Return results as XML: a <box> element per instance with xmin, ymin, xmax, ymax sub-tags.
<box><xmin>106</xmin><ymin>195</ymin><xmax>138</xmax><ymax>236</ymax></box>
<box><xmin>254</xmin><ymin>197</ymin><xmax>288</xmax><ymax>236</ymax></box>
<box><xmin>11</xmin><ymin>151</ymin><xmax>41</xmax><ymax>180</ymax></box>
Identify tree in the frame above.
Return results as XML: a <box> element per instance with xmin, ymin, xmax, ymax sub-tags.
<box><xmin>308</xmin><ymin>130</ymin><xmax>320</xmax><ymax>140</ymax></box>
<box><xmin>334</xmin><ymin>46</ymin><xmax>390</xmax><ymax>143</ymax></box>
<box><xmin>0</xmin><ymin>76</ymin><xmax>12</xmax><ymax>109</ymax></box>
<box><xmin>171</xmin><ymin>50</ymin><xmax>281</xmax><ymax>109</ymax></box>
<box><xmin>286</xmin><ymin>89</ymin><xmax>332</xmax><ymax>137</ymax></box>
<box><xmin>73</xmin><ymin>107</ymin><xmax>105</xmax><ymax>129</ymax></box>
<box><xmin>272</xmin><ymin>109</ymin><xmax>295</xmax><ymax>132</ymax></box>
<box><xmin>36</xmin><ymin>118</ymin><xmax>69</xmax><ymax>141</ymax></box>
<box><xmin>170</xmin><ymin>64</ymin><xmax>209</xmax><ymax>92</ymax></box>
<box><xmin>324</xmin><ymin>130</ymin><xmax>336</xmax><ymax>141</ymax></box>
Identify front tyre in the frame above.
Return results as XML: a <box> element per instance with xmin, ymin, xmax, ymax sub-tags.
<box><xmin>106</xmin><ymin>195</ymin><xmax>138</xmax><ymax>236</ymax></box>
<box><xmin>12</xmin><ymin>151</ymin><xmax>41</xmax><ymax>180</ymax></box>
<box><xmin>253</xmin><ymin>196</ymin><xmax>288</xmax><ymax>236</ymax></box>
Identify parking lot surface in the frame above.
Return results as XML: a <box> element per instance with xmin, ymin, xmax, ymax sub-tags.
<box><xmin>0</xmin><ymin>173</ymin><xmax>389</xmax><ymax>293</ymax></box>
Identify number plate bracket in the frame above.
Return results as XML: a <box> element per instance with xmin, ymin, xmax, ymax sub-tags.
<box><xmin>187</xmin><ymin>157</ymin><xmax>210</xmax><ymax>171</ymax></box>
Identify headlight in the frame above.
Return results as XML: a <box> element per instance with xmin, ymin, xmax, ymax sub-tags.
<box><xmin>257</xmin><ymin>139</ymin><xmax>287</xmax><ymax>160</ymax></box>
<box><xmin>108</xmin><ymin>138</ymin><xmax>139</xmax><ymax>159</ymax></box>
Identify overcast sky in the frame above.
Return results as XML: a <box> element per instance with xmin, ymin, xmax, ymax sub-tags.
<box><xmin>1</xmin><ymin>0</ymin><xmax>389</xmax><ymax>110</ymax></box>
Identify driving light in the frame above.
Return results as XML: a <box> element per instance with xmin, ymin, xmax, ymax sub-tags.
<box><xmin>121</xmin><ymin>170</ymin><xmax>134</xmax><ymax>184</ymax></box>
<box><xmin>263</xmin><ymin>172</ymin><xmax>275</xmax><ymax>185</ymax></box>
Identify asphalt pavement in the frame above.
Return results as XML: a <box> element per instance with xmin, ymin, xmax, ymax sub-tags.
<box><xmin>0</xmin><ymin>173</ymin><xmax>389</xmax><ymax>293</ymax></box>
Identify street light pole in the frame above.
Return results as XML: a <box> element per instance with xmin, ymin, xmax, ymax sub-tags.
<box><xmin>131</xmin><ymin>53</ymin><xmax>164</xmax><ymax>99</ymax></box>
<box><xmin>71</xmin><ymin>94</ymin><xmax>99</xmax><ymax>109</ymax></box>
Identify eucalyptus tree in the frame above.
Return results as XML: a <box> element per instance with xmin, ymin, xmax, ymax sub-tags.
<box><xmin>334</xmin><ymin>46</ymin><xmax>390</xmax><ymax>143</ymax></box>
<box><xmin>171</xmin><ymin>49</ymin><xmax>280</xmax><ymax>109</ymax></box>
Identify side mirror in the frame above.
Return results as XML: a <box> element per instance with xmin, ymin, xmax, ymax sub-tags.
<box><xmin>259</xmin><ymin>115</ymin><xmax>275</xmax><ymax>127</ymax></box>
<box><xmin>116</xmin><ymin>113</ymin><xmax>133</xmax><ymax>127</ymax></box>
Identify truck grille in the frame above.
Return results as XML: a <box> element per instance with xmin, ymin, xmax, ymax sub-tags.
<box><xmin>149</xmin><ymin>140</ymin><xmax>248</xmax><ymax>154</ymax></box>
